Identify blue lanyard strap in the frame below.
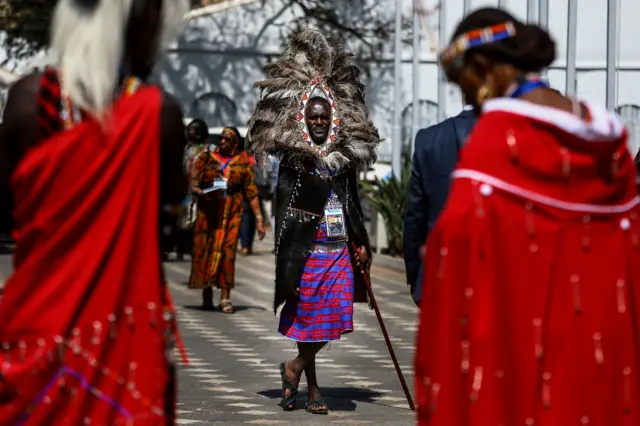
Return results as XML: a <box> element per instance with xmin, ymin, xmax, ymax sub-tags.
<box><xmin>507</xmin><ymin>79</ymin><xmax>548</xmax><ymax>99</ymax></box>
<box><xmin>215</xmin><ymin>155</ymin><xmax>233</xmax><ymax>173</ymax></box>
<box><xmin>220</xmin><ymin>159</ymin><xmax>232</xmax><ymax>173</ymax></box>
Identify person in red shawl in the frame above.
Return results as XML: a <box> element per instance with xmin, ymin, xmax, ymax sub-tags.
<box><xmin>415</xmin><ymin>7</ymin><xmax>640</xmax><ymax>426</ymax></box>
<box><xmin>0</xmin><ymin>0</ymin><xmax>188</xmax><ymax>424</ymax></box>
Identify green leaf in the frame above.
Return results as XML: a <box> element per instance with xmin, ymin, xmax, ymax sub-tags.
<box><xmin>360</xmin><ymin>159</ymin><xmax>412</xmax><ymax>257</ymax></box>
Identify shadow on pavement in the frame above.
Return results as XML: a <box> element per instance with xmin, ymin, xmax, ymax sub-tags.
<box><xmin>257</xmin><ymin>387</ymin><xmax>384</xmax><ymax>412</ymax></box>
<box><xmin>181</xmin><ymin>304</ymin><xmax>266</xmax><ymax>313</ymax></box>
<box><xmin>244</xmin><ymin>250</ymin><xmax>274</xmax><ymax>257</ymax></box>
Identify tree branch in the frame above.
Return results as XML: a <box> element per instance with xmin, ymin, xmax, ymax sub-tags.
<box><xmin>252</xmin><ymin>0</ymin><xmax>295</xmax><ymax>48</ymax></box>
<box><xmin>0</xmin><ymin>0</ymin><xmax>397</xmax><ymax>64</ymax></box>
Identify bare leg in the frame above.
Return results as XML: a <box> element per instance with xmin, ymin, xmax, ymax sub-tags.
<box><xmin>304</xmin><ymin>353</ymin><xmax>329</xmax><ymax>412</ymax></box>
<box><xmin>202</xmin><ymin>287</ymin><xmax>214</xmax><ymax>310</ymax></box>
<box><xmin>220</xmin><ymin>287</ymin><xmax>230</xmax><ymax>301</ymax></box>
<box><xmin>282</xmin><ymin>342</ymin><xmax>327</xmax><ymax>410</ymax></box>
<box><xmin>220</xmin><ymin>288</ymin><xmax>233</xmax><ymax>313</ymax></box>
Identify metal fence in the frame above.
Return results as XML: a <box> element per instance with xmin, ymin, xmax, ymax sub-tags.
<box><xmin>392</xmin><ymin>0</ymin><xmax>638</xmax><ymax>176</ymax></box>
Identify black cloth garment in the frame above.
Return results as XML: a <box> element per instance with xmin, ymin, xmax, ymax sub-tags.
<box><xmin>403</xmin><ymin>109</ymin><xmax>477</xmax><ymax>295</ymax></box>
<box><xmin>272</xmin><ymin>159</ymin><xmax>371</xmax><ymax>313</ymax></box>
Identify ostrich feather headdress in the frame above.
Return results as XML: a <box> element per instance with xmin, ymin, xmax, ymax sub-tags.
<box><xmin>246</xmin><ymin>29</ymin><xmax>381</xmax><ymax>172</ymax></box>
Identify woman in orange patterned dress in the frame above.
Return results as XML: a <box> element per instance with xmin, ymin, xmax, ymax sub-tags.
<box><xmin>189</xmin><ymin>127</ymin><xmax>265</xmax><ymax>313</ymax></box>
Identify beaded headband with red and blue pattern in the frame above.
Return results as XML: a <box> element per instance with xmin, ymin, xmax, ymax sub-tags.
<box><xmin>439</xmin><ymin>21</ymin><xmax>517</xmax><ymax>71</ymax></box>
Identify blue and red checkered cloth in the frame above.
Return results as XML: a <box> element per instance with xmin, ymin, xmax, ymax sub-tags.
<box><xmin>278</xmin><ymin>222</ymin><xmax>354</xmax><ymax>342</ymax></box>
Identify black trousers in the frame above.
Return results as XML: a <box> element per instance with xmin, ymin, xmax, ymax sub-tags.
<box><xmin>240</xmin><ymin>208</ymin><xmax>256</xmax><ymax>250</ymax></box>
<box><xmin>176</xmin><ymin>227</ymin><xmax>193</xmax><ymax>258</ymax></box>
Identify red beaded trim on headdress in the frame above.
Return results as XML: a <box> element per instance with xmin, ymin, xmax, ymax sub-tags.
<box><xmin>439</xmin><ymin>21</ymin><xmax>517</xmax><ymax>70</ymax></box>
<box><xmin>297</xmin><ymin>76</ymin><xmax>340</xmax><ymax>157</ymax></box>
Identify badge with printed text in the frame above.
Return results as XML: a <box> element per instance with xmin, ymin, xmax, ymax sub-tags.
<box><xmin>202</xmin><ymin>178</ymin><xmax>227</xmax><ymax>194</ymax></box>
<box><xmin>213</xmin><ymin>178</ymin><xmax>228</xmax><ymax>191</ymax></box>
<box><xmin>325</xmin><ymin>208</ymin><xmax>346</xmax><ymax>237</ymax></box>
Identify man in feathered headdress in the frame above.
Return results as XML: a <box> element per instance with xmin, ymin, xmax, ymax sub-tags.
<box><xmin>247</xmin><ymin>29</ymin><xmax>381</xmax><ymax>415</ymax></box>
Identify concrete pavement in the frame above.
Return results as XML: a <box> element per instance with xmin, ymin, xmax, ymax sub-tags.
<box><xmin>0</xmin><ymin>233</ymin><xmax>419</xmax><ymax>425</ymax></box>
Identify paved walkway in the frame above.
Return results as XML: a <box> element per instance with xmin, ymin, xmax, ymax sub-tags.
<box><xmin>0</xmin><ymin>233</ymin><xmax>419</xmax><ymax>425</ymax></box>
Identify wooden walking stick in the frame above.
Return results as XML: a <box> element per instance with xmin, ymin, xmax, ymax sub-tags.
<box><xmin>351</xmin><ymin>242</ymin><xmax>416</xmax><ymax>411</ymax></box>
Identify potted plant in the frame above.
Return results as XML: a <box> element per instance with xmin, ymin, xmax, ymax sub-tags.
<box><xmin>359</xmin><ymin>160</ymin><xmax>411</xmax><ymax>257</ymax></box>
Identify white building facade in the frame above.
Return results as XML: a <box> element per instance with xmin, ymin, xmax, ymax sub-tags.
<box><xmin>153</xmin><ymin>0</ymin><xmax>640</xmax><ymax>162</ymax></box>
<box><xmin>2</xmin><ymin>0</ymin><xmax>638</xmax><ymax>157</ymax></box>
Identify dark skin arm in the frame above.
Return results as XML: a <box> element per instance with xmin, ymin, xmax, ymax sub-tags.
<box><xmin>0</xmin><ymin>74</ymin><xmax>187</xmax><ymax>240</ymax></box>
<box><xmin>248</xmin><ymin>196</ymin><xmax>266</xmax><ymax>240</ymax></box>
<box><xmin>0</xmin><ymin>118</ymin><xmax>12</xmax><ymax>234</ymax></box>
<box><xmin>348</xmin><ymin>169</ymin><xmax>371</xmax><ymax>277</ymax></box>
<box><xmin>159</xmin><ymin>92</ymin><xmax>188</xmax><ymax>217</ymax></box>
<box><xmin>354</xmin><ymin>246</ymin><xmax>370</xmax><ymax>276</ymax></box>
<box><xmin>0</xmin><ymin>74</ymin><xmax>40</xmax><ymax>234</ymax></box>
<box><xmin>245</xmin><ymin>164</ymin><xmax>265</xmax><ymax>240</ymax></box>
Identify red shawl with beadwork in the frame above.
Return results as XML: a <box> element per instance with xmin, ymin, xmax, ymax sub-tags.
<box><xmin>415</xmin><ymin>98</ymin><xmax>640</xmax><ymax>426</ymax></box>
<box><xmin>0</xmin><ymin>80</ymin><xmax>176</xmax><ymax>425</ymax></box>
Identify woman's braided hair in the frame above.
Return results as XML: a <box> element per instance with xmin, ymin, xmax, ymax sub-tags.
<box><xmin>452</xmin><ymin>7</ymin><xmax>556</xmax><ymax>73</ymax></box>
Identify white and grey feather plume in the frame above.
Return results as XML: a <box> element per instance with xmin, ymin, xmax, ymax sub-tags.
<box><xmin>246</xmin><ymin>29</ymin><xmax>381</xmax><ymax>172</ymax></box>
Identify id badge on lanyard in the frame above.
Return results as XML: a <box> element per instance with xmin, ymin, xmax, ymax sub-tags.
<box><xmin>214</xmin><ymin>156</ymin><xmax>232</xmax><ymax>192</ymax></box>
<box><xmin>213</xmin><ymin>179</ymin><xmax>228</xmax><ymax>191</ymax></box>
<box><xmin>324</xmin><ymin>189</ymin><xmax>346</xmax><ymax>238</ymax></box>
<box><xmin>325</xmin><ymin>208</ymin><xmax>346</xmax><ymax>237</ymax></box>
<box><xmin>322</xmin><ymin>175</ymin><xmax>346</xmax><ymax>238</ymax></box>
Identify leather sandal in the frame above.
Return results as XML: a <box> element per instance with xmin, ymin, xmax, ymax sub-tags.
<box><xmin>279</xmin><ymin>362</ymin><xmax>298</xmax><ymax>411</ymax></box>
<box><xmin>305</xmin><ymin>399</ymin><xmax>329</xmax><ymax>415</ymax></box>
<box><xmin>219</xmin><ymin>299</ymin><xmax>234</xmax><ymax>314</ymax></box>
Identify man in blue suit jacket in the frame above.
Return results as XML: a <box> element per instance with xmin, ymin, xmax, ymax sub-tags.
<box><xmin>403</xmin><ymin>107</ymin><xmax>477</xmax><ymax>305</ymax></box>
